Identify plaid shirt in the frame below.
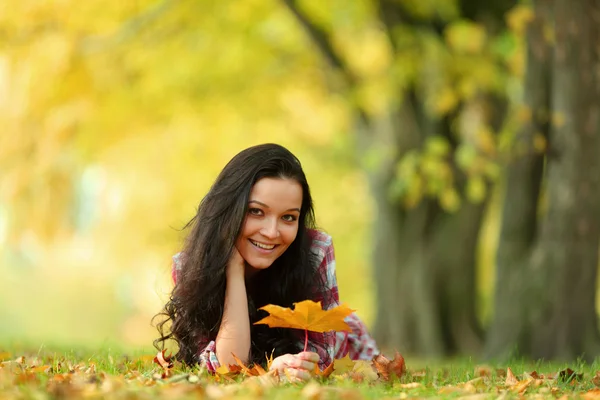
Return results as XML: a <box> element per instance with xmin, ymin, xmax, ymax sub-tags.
<box><xmin>171</xmin><ymin>229</ymin><xmax>379</xmax><ymax>371</ymax></box>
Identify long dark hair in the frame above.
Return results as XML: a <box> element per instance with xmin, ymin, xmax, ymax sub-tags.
<box><xmin>153</xmin><ymin>143</ymin><xmax>325</xmax><ymax>365</ymax></box>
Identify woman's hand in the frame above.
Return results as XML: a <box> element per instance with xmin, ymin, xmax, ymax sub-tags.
<box><xmin>269</xmin><ymin>352</ymin><xmax>320</xmax><ymax>382</ymax></box>
<box><xmin>226</xmin><ymin>246</ymin><xmax>246</xmax><ymax>279</ymax></box>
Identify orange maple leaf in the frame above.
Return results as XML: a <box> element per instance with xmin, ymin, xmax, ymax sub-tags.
<box><xmin>254</xmin><ymin>300</ymin><xmax>354</xmax><ymax>351</ymax></box>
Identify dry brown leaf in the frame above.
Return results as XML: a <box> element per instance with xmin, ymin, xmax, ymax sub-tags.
<box><xmin>474</xmin><ymin>365</ymin><xmax>493</xmax><ymax>377</ymax></box>
<box><xmin>505</xmin><ymin>367</ymin><xmax>518</xmax><ymax>386</ymax></box>
<box><xmin>582</xmin><ymin>389</ymin><xmax>600</xmax><ymax>400</ymax></box>
<box><xmin>153</xmin><ymin>350</ymin><xmax>173</xmax><ymax>370</ymax></box>
<box><xmin>29</xmin><ymin>365</ymin><xmax>51</xmax><ymax>373</ymax></box>
<box><xmin>495</xmin><ymin>368</ymin><xmax>506</xmax><ymax>378</ymax></box>
<box><xmin>558</xmin><ymin>368</ymin><xmax>583</xmax><ymax>382</ymax></box>
<box><xmin>372</xmin><ymin>351</ymin><xmax>406</xmax><ymax>381</ymax></box>
<box><xmin>592</xmin><ymin>371</ymin><xmax>600</xmax><ymax>387</ymax></box>
<box><xmin>464</xmin><ymin>377</ymin><xmax>487</xmax><ymax>392</ymax></box>
<box><xmin>524</xmin><ymin>371</ymin><xmax>537</xmax><ymax>379</ymax></box>
<box><xmin>354</xmin><ymin>360</ymin><xmax>378</xmax><ymax>382</ymax></box>
<box><xmin>438</xmin><ymin>385</ymin><xmax>465</xmax><ymax>394</ymax></box>
<box><xmin>511</xmin><ymin>378</ymin><xmax>533</xmax><ymax>394</ymax></box>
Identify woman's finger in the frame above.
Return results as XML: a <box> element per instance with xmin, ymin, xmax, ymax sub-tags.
<box><xmin>296</xmin><ymin>351</ymin><xmax>320</xmax><ymax>363</ymax></box>
<box><xmin>284</xmin><ymin>367</ymin><xmax>312</xmax><ymax>382</ymax></box>
<box><xmin>287</xmin><ymin>357</ymin><xmax>316</xmax><ymax>371</ymax></box>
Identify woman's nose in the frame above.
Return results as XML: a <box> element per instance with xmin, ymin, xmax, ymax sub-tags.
<box><xmin>259</xmin><ymin>219</ymin><xmax>280</xmax><ymax>239</ymax></box>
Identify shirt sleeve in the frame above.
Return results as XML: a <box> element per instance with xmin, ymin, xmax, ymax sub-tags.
<box><xmin>171</xmin><ymin>252</ymin><xmax>222</xmax><ymax>373</ymax></box>
<box><xmin>308</xmin><ymin>234</ymin><xmax>380</xmax><ymax>366</ymax></box>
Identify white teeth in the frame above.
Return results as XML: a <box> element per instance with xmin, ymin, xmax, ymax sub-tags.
<box><xmin>250</xmin><ymin>240</ymin><xmax>276</xmax><ymax>250</ymax></box>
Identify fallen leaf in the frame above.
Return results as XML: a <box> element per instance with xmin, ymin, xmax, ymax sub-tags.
<box><xmin>330</xmin><ymin>354</ymin><xmax>354</xmax><ymax>376</ymax></box>
<box><xmin>582</xmin><ymin>389</ymin><xmax>600</xmax><ymax>400</ymax></box>
<box><xmin>373</xmin><ymin>351</ymin><xmax>406</xmax><ymax>381</ymax></box>
<box><xmin>558</xmin><ymin>368</ymin><xmax>583</xmax><ymax>382</ymax></box>
<box><xmin>474</xmin><ymin>365</ymin><xmax>492</xmax><ymax>377</ymax></box>
<box><xmin>505</xmin><ymin>367</ymin><xmax>518</xmax><ymax>386</ymax></box>
<box><xmin>592</xmin><ymin>371</ymin><xmax>600</xmax><ymax>386</ymax></box>
<box><xmin>215</xmin><ymin>365</ymin><xmax>230</xmax><ymax>375</ymax></box>
<box><xmin>438</xmin><ymin>385</ymin><xmax>465</xmax><ymax>394</ymax></box>
<box><xmin>254</xmin><ymin>300</ymin><xmax>354</xmax><ymax>333</ymax></box>
<box><xmin>153</xmin><ymin>350</ymin><xmax>173</xmax><ymax>370</ymax></box>
<box><xmin>29</xmin><ymin>365</ymin><xmax>51</xmax><ymax>373</ymax></box>
<box><xmin>244</xmin><ymin>369</ymin><xmax>279</xmax><ymax>388</ymax></box>
<box><xmin>511</xmin><ymin>378</ymin><xmax>533</xmax><ymax>394</ymax></box>
<box><xmin>525</xmin><ymin>370</ymin><xmax>542</xmax><ymax>379</ymax></box>
<box><xmin>314</xmin><ymin>361</ymin><xmax>334</xmax><ymax>378</ymax></box>
<box><xmin>351</xmin><ymin>360</ymin><xmax>378</xmax><ymax>383</ymax></box>
<box><xmin>231</xmin><ymin>353</ymin><xmax>258</xmax><ymax>376</ymax></box>
<box><xmin>495</xmin><ymin>368</ymin><xmax>506</xmax><ymax>378</ymax></box>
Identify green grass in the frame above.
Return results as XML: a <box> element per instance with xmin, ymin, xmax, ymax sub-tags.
<box><xmin>1</xmin><ymin>344</ymin><xmax>599</xmax><ymax>399</ymax></box>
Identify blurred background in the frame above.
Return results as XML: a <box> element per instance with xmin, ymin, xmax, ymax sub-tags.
<box><xmin>1</xmin><ymin>0</ymin><xmax>599</xmax><ymax>361</ymax></box>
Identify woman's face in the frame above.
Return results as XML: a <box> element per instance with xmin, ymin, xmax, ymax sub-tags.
<box><xmin>235</xmin><ymin>177</ymin><xmax>303</xmax><ymax>272</ymax></box>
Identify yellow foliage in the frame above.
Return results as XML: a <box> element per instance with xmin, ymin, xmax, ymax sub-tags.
<box><xmin>476</xmin><ymin>127</ymin><xmax>497</xmax><ymax>156</ymax></box>
<box><xmin>0</xmin><ymin>0</ymin><xmax>380</xmax><ymax>348</ymax></box>
<box><xmin>506</xmin><ymin>4</ymin><xmax>535</xmax><ymax>36</ymax></box>
<box><xmin>466</xmin><ymin>176</ymin><xmax>487</xmax><ymax>204</ymax></box>
<box><xmin>533</xmin><ymin>133</ymin><xmax>547</xmax><ymax>153</ymax></box>
<box><xmin>440</xmin><ymin>187</ymin><xmax>461</xmax><ymax>212</ymax></box>
<box><xmin>434</xmin><ymin>86</ymin><xmax>460</xmax><ymax>115</ymax></box>
<box><xmin>445</xmin><ymin>21</ymin><xmax>487</xmax><ymax>54</ymax></box>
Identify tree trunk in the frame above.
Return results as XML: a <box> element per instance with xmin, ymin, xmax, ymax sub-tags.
<box><xmin>486</xmin><ymin>0</ymin><xmax>600</xmax><ymax>361</ymax></box>
<box><xmin>369</xmin><ymin>95</ymin><xmax>486</xmax><ymax>357</ymax></box>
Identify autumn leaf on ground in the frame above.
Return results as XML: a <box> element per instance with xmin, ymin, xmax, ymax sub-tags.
<box><xmin>592</xmin><ymin>371</ymin><xmax>600</xmax><ymax>386</ymax></box>
<box><xmin>254</xmin><ymin>300</ymin><xmax>354</xmax><ymax>351</ymax></box>
<box><xmin>331</xmin><ymin>354</ymin><xmax>355</xmax><ymax>376</ymax></box>
<box><xmin>583</xmin><ymin>389</ymin><xmax>600</xmax><ymax>400</ymax></box>
<box><xmin>351</xmin><ymin>360</ymin><xmax>379</xmax><ymax>382</ymax></box>
<box><xmin>372</xmin><ymin>351</ymin><xmax>406</xmax><ymax>381</ymax></box>
<box><xmin>314</xmin><ymin>361</ymin><xmax>334</xmax><ymax>378</ymax></box>
<box><xmin>153</xmin><ymin>350</ymin><xmax>173</xmax><ymax>379</ymax></box>
<box><xmin>558</xmin><ymin>368</ymin><xmax>583</xmax><ymax>382</ymax></box>
<box><xmin>153</xmin><ymin>350</ymin><xmax>173</xmax><ymax>370</ymax></box>
<box><xmin>230</xmin><ymin>353</ymin><xmax>267</xmax><ymax>377</ymax></box>
<box><xmin>505</xmin><ymin>367</ymin><xmax>518</xmax><ymax>386</ymax></box>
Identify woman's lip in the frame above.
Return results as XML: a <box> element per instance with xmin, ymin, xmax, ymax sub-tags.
<box><xmin>248</xmin><ymin>239</ymin><xmax>279</xmax><ymax>252</ymax></box>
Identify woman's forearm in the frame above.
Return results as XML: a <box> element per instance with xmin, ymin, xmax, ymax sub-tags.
<box><xmin>215</xmin><ymin>272</ymin><xmax>251</xmax><ymax>366</ymax></box>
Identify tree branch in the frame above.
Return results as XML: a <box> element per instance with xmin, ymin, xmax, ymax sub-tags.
<box><xmin>280</xmin><ymin>0</ymin><xmax>356</xmax><ymax>87</ymax></box>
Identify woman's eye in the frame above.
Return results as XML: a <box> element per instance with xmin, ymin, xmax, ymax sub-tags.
<box><xmin>248</xmin><ymin>208</ymin><xmax>263</xmax><ymax>216</ymax></box>
<box><xmin>282</xmin><ymin>214</ymin><xmax>298</xmax><ymax>222</ymax></box>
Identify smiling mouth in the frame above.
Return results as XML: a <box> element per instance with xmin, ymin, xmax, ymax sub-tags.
<box><xmin>249</xmin><ymin>239</ymin><xmax>278</xmax><ymax>250</ymax></box>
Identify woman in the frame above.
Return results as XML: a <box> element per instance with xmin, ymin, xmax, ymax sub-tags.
<box><xmin>154</xmin><ymin>143</ymin><xmax>378</xmax><ymax>381</ymax></box>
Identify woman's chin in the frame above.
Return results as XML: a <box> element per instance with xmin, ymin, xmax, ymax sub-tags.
<box><xmin>244</xmin><ymin>260</ymin><xmax>273</xmax><ymax>277</ymax></box>
<box><xmin>246</xmin><ymin>261</ymin><xmax>272</xmax><ymax>270</ymax></box>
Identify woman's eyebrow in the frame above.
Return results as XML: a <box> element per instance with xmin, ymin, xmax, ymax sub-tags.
<box><xmin>248</xmin><ymin>200</ymin><xmax>300</xmax><ymax>213</ymax></box>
